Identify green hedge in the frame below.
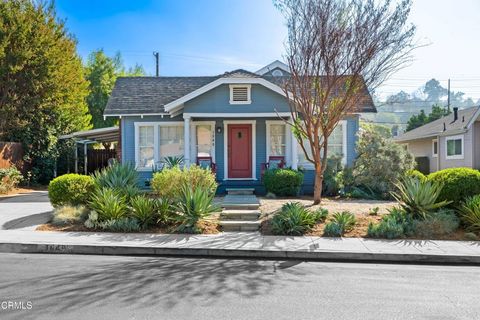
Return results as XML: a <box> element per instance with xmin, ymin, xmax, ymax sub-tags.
<box><xmin>0</xmin><ymin>167</ymin><xmax>22</xmax><ymax>194</ymax></box>
<box><xmin>428</xmin><ymin>168</ymin><xmax>480</xmax><ymax>206</ymax></box>
<box><xmin>48</xmin><ymin>174</ymin><xmax>95</xmax><ymax>207</ymax></box>
<box><xmin>263</xmin><ymin>169</ymin><xmax>304</xmax><ymax>196</ymax></box>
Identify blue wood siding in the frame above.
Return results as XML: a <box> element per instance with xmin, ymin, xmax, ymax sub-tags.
<box><xmin>121</xmin><ymin>114</ymin><xmax>359</xmax><ymax>194</ymax></box>
<box><xmin>183</xmin><ymin>84</ymin><xmax>290</xmax><ymax>113</ymax></box>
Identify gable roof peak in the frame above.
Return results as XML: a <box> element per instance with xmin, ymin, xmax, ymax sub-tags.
<box><xmin>222</xmin><ymin>69</ymin><xmax>259</xmax><ymax>78</ymax></box>
<box><xmin>256</xmin><ymin>60</ymin><xmax>290</xmax><ymax>75</ymax></box>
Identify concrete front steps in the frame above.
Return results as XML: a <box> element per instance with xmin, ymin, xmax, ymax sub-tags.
<box><xmin>219</xmin><ymin>188</ymin><xmax>261</xmax><ymax>232</ymax></box>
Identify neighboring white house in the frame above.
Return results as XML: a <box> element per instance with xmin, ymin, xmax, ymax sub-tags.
<box><xmin>394</xmin><ymin>106</ymin><xmax>480</xmax><ymax>173</ymax></box>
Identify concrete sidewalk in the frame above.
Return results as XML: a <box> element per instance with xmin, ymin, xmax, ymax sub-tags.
<box><xmin>0</xmin><ymin>230</ymin><xmax>479</xmax><ymax>264</ymax></box>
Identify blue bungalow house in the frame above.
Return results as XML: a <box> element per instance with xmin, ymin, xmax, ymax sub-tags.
<box><xmin>104</xmin><ymin>60</ymin><xmax>376</xmax><ymax>193</ymax></box>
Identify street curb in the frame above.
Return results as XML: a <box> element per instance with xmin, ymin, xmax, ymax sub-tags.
<box><xmin>1</xmin><ymin>242</ymin><xmax>480</xmax><ymax>265</ymax></box>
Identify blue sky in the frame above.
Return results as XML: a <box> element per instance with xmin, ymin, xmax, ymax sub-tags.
<box><xmin>56</xmin><ymin>0</ymin><xmax>480</xmax><ymax>100</ymax></box>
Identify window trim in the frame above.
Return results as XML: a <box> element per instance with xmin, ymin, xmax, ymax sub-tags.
<box><xmin>432</xmin><ymin>139</ymin><xmax>438</xmax><ymax>158</ymax></box>
<box><xmin>229</xmin><ymin>84</ymin><xmax>251</xmax><ymax>105</ymax></box>
<box><xmin>265</xmin><ymin>120</ymin><xmax>292</xmax><ymax>165</ymax></box>
<box><xmin>297</xmin><ymin>120</ymin><xmax>347</xmax><ymax>170</ymax></box>
<box><xmin>445</xmin><ymin>134</ymin><xmax>464</xmax><ymax>160</ymax></box>
<box><xmin>134</xmin><ymin>121</ymin><xmax>184</xmax><ymax>171</ymax></box>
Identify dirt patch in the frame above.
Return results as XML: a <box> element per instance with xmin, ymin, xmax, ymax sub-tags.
<box><xmin>36</xmin><ymin>218</ymin><xmax>221</xmax><ymax>235</ymax></box>
<box><xmin>259</xmin><ymin>196</ymin><xmax>396</xmax><ymax>216</ymax></box>
<box><xmin>0</xmin><ymin>186</ymin><xmax>47</xmax><ymax>198</ymax></box>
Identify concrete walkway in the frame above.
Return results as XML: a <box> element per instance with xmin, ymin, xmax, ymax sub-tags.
<box><xmin>1</xmin><ymin>230</ymin><xmax>479</xmax><ymax>264</ymax></box>
<box><xmin>0</xmin><ymin>191</ymin><xmax>52</xmax><ymax>230</ymax></box>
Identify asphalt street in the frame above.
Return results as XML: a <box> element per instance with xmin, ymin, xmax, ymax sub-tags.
<box><xmin>0</xmin><ymin>253</ymin><xmax>479</xmax><ymax>320</ymax></box>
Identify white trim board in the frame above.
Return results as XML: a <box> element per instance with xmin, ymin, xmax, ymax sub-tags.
<box><xmin>265</xmin><ymin>120</ymin><xmax>292</xmax><ymax>166</ymax></box>
<box><xmin>223</xmin><ymin>120</ymin><xmax>257</xmax><ymax>180</ymax></box>
<box><xmin>183</xmin><ymin>112</ymin><xmax>292</xmax><ymax>118</ymax></box>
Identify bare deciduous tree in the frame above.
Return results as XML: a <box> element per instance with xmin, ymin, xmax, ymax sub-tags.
<box><xmin>276</xmin><ymin>0</ymin><xmax>417</xmax><ymax>204</ymax></box>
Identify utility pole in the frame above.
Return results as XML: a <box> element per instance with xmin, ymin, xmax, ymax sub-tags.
<box><xmin>153</xmin><ymin>52</ymin><xmax>159</xmax><ymax>77</ymax></box>
<box><xmin>447</xmin><ymin>78</ymin><xmax>451</xmax><ymax>113</ymax></box>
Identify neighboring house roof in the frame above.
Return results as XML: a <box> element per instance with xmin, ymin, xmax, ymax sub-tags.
<box><xmin>255</xmin><ymin>60</ymin><xmax>290</xmax><ymax>75</ymax></box>
<box><xmin>104</xmin><ymin>62</ymin><xmax>377</xmax><ymax>116</ymax></box>
<box><xmin>394</xmin><ymin>106</ymin><xmax>480</xmax><ymax>142</ymax></box>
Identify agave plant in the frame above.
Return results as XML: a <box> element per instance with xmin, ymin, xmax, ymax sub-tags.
<box><xmin>174</xmin><ymin>183</ymin><xmax>220</xmax><ymax>233</ymax></box>
<box><xmin>458</xmin><ymin>195</ymin><xmax>480</xmax><ymax>232</ymax></box>
<box><xmin>323</xmin><ymin>211</ymin><xmax>356</xmax><ymax>237</ymax></box>
<box><xmin>130</xmin><ymin>195</ymin><xmax>157</xmax><ymax>229</ymax></box>
<box><xmin>163</xmin><ymin>156</ymin><xmax>184</xmax><ymax>168</ymax></box>
<box><xmin>92</xmin><ymin>162</ymin><xmax>139</xmax><ymax>190</ymax></box>
<box><xmin>88</xmin><ymin>188</ymin><xmax>128</xmax><ymax>221</ymax></box>
<box><xmin>272</xmin><ymin>202</ymin><xmax>322</xmax><ymax>236</ymax></box>
<box><xmin>155</xmin><ymin>198</ymin><xmax>175</xmax><ymax>225</ymax></box>
<box><xmin>391</xmin><ymin>177</ymin><xmax>451</xmax><ymax>219</ymax></box>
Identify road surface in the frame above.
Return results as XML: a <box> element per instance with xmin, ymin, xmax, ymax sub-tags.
<box><xmin>0</xmin><ymin>253</ymin><xmax>479</xmax><ymax>320</ymax></box>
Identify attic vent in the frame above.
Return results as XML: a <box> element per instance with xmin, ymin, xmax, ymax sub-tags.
<box><xmin>229</xmin><ymin>85</ymin><xmax>251</xmax><ymax>104</ymax></box>
<box><xmin>272</xmin><ymin>69</ymin><xmax>283</xmax><ymax>77</ymax></box>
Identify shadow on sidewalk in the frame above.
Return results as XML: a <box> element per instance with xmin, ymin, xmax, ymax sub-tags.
<box><xmin>2</xmin><ymin>211</ymin><xmax>52</xmax><ymax>230</ymax></box>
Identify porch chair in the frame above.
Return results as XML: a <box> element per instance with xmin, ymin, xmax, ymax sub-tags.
<box><xmin>261</xmin><ymin>155</ymin><xmax>286</xmax><ymax>179</ymax></box>
<box><xmin>196</xmin><ymin>156</ymin><xmax>216</xmax><ymax>173</ymax></box>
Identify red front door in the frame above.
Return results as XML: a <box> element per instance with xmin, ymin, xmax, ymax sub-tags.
<box><xmin>228</xmin><ymin>124</ymin><xmax>252</xmax><ymax>178</ymax></box>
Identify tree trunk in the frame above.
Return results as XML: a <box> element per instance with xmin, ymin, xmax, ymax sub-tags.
<box><xmin>313</xmin><ymin>163</ymin><xmax>323</xmax><ymax>205</ymax></box>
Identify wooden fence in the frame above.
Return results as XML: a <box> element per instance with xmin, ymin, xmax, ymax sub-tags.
<box><xmin>0</xmin><ymin>142</ymin><xmax>24</xmax><ymax>170</ymax></box>
<box><xmin>87</xmin><ymin>148</ymin><xmax>117</xmax><ymax>174</ymax></box>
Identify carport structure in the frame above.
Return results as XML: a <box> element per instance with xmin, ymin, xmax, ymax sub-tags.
<box><xmin>59</xmin><ymin>127</ymin><xmax>119</xmax><ymax>175</ymax></box>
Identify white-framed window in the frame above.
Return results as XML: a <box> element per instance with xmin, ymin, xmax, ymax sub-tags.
<box><xmin>137</xmin><ymin>125</ymin><xmax>155</xmax><ymax>168</ymax></box>
<box><xmin>297</xmin><ymin>121</ymin><xmax>347</xmax><ymax>168</ymax></box>
<box><xmin>159</xmin><ymin>125</ymin><xmax>184</xmax><ymax>161</ymax></box>
<box><xmin>195</xmin><ymin>123</ymin><xmax>215</xmax><ymax>160</ymax></box>
<box><xmin>445</xmin><ymin>134</ymin><xmax>464</xmax><ymax>159</ymax></box>
<box><xmin>229</xmin><ymin>84</ymin><xmax>251</xmax><ymax>104</ymax></box>
<box><xmin>135</xmin><ymin>122</ymin><xmax>184</xmax><ymax>170</ymax></box>
<box><xmin>432</xmin><ymin>139</ymin><xmax>438</xmax><ymax>157</ymax></box>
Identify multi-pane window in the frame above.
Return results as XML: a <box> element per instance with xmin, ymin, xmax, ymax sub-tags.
<box><xmin>196</xmin><ymin>124</ymin><xmax>214</xmax><ymax>158</ymax></box>
<box><xmin>138</xmin><ymin>126</ymin><xmax>154</xmax><ymax>168</ymax></box>
<box><xmin>159</xmin><ymin>126</ymin><xmax>184</xmax><ymax>160</ymax></box>
<box><xmin>446</xmin><ymin>135</ymin><xmax>463</xmax><ymax>159</ymax></box>
<box><xmin>297</xmin><ymin>122</ymin><xmax>345</xmax><ymax>167</ymax></box>
<box><xmin>269</xmin><ymin>124</ymin><xmax>286</xmax><ymax>157</ymax></box>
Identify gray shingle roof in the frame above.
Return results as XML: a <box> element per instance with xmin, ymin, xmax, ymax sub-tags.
<box><xmin>104</xmin><ymin>70</ymin><xmax>376</xmax><ymax>115</ymax></box>
<box><xmin>394</xmin><ymin>106</ymin><xmax>480</xmax><ymax>142</ymax></box>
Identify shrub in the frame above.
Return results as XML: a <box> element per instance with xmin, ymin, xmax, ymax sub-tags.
<box><xmin>0</xmin><ymin>167</ymin><xmax>22</xmax><ymax>194</ymax></box>
<box><xmin>406</xmin><ymin>169</ymin><xmax>426</xmax><ymax>182</ymax></box>
<box><xmin>263</xmin><ymin>168</ymin><xmax>304</xmax><ymax>196</ymax></box>
<box><xmin>458</xmin><ymin>195</ymin><xmax>480</xmax><ymax>233</ymax></box>
<box><xmin>351</xmin><ymin>127</ymin><xmax>415</xmax><ymax>198</ymax></box>
<box><xmin>428</xmin><ymin>168</ymin><xmax>480</xmax><ymax>206</ymax></box>
<box><xmin>412</xmin><ymin>209</ymin><xmax>459</xmax><ymax>238</ymax></box>
<box><xmin>174</xmin><ymin>184</ymin><xmax>220</xmax><ymax>233</ymax></box>
<box><xmin>151</xmin><ymin>165</ymin><xmax>217</xmax><ymax>200</ymax></box>
<box><xmin>51</xmin><ymin>205</ymin><xmax>89</xmax><ymax>226</ymax></box>
<box><xmin>48</xmin><ymin>174</ymin><xmax>95</xmax><ymax>207</ymax></box>
<box><xmin>155</xmin><ymin>198</ymin><xmax>175</xmax><ymax>225</ymax></box>
<box><xmin>391</xmin><ymin>177</ymin><xmax>450</xmax><ymax>219</ymax></box>
<box><xmin>322</xmin><ymin>157</ymin><xmax>343</xmax><ymax>196</ymax></box>
<box><xmin>323</xmin><ymin>211</ymin><xmax>356</xmax><ymax>237</ymax></box>
<box><xmin>130</xmin><ymin>195</ymin><xmax>157</xmax><ymax>229</ymax></box>
<box><xmin>367</xmin><ymin>207</ymin><xmax>412</xmax><ymax>239</ymax></box>
<box><xmin>271</xmin><ymin>202</ymin><xmax>325</xmax><ymax>236</ymax></box>
<box><xmin>92</xmin><ymin>162</ymin><xmax>140</xmax><ymax>200</ymax></box>
<box><xmin>99</xmin><ymin>218</ymin><xmax>141</xmax><ymax>232</ymax></box>
<box><xmin>464</xmin><ymin>232</ymin><xmax>479</xmax><ymax>241</ymax></box>
<box><xmin>89</xmin><ymin>188</ymin><xmax>128</xmax><ymax>221</ymax></box>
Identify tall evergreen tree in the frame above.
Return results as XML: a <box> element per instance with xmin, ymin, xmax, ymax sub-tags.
<box><xmin>0</xmin><ymin>0</ymin><xmax>91</xmax><ymax>182</ymax></box>
<box><xmin>84</xmin><ymin>50</ymin><xmax>145</xmax><ymax>128</ymax></box>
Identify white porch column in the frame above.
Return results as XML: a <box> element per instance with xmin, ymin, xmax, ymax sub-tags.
<box><xmin>291</xmin><ymin>126</ymin><xmax>298</xmax><ymax>170</ymax></box>
<box><xmin>184</xmin><ymin>115</ymin><xmax>191</xmax><ymax>167</ymax></box>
